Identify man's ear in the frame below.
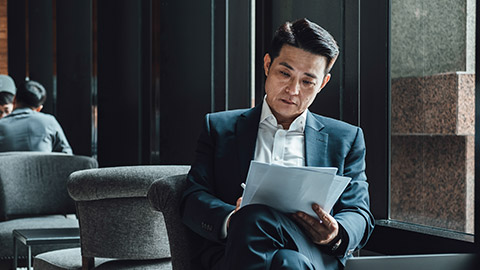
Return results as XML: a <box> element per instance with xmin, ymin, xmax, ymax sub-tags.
<box><xmin>34</xmin><ymin>105</ymin><xmax>43</xmax><ymax>112</ymax></box>
<box><xmin>263</xmin><ymin>53</ymin><xmax>271</xmax><ymax>77</ymax></box>
<box><xmin>12</xmin><ymin>97</ymin><xmax>17</xmax><ymax>109</ymax></box>
<box><xmin>319</xmin><ymin>73</ymin><xmax>331</xmax><ymax>91</ymax></box>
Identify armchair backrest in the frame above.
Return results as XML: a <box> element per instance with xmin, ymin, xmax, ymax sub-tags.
<box><xmin>67</xmin><ymin>165</ymin><xmax>190</xmax><ymax>261</ymax></box>
<box><xmin>0</xmin><ymin>152</ymin><xmax>98</xmax><ymax>221</ymax></box>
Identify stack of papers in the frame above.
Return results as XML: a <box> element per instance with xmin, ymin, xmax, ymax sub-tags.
<box><xmin>240</xmin><ymin>161</ymin><xmax>351</xmax><ymax>217</ymax></box>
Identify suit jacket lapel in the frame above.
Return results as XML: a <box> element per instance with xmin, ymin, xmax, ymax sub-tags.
<box><xmin>305</xmin><ymin>111</ymin><xmax>328</xmax><ymax>167</ymax></box>
<box><xmin>236</xmin><ymin>105</ymin><xmax>262</xmax><ymax>181</ymax></box>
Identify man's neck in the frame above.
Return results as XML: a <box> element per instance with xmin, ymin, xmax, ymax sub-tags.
<box><xmin>13</xmin><ymin>105</ymin><xmax>41</xmax><ymax>112</ymax></box>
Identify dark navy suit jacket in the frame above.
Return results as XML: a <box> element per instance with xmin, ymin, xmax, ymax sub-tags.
<box><xmin>181</xmin><ymin>104</ymin><xmax>374</xmax><ymax>267</ymax></box>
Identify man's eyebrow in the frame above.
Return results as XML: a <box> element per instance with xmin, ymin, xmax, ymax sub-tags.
<box><xmin>304</xmin><ymin>72</ymin><xmax>317</xmax><ymax>79</ymax></box>
<box><xmin>279</xmin><ymin>62</ymin><xmax>293</xmax><ymax>70</ymax></box>
<box><xmin>279</xmin><ymin>62</ymin><xmax>317</xmax><ymax>79</ymax></box>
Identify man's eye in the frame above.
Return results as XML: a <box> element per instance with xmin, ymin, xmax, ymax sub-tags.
<box><xmin>303</xmin><ymin>80</ymin><xmax>315</xmax><ymax>86</ymax></box>
<box><xmin>280</xmin><ymin>71</ymin><xmax>290</xmax><ymax>77</ymax></box>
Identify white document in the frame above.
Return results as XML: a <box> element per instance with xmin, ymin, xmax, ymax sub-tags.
<box><xmin>240</xmin><ymin>161</ymin><xmax>351</xmax><ymax>217</ymax></box>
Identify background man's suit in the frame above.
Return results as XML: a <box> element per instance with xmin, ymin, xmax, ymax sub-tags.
<box><xmin>182</xmin><ymin>103</ymin><xmax>375</xmax><ymax>269</ymax></box>
<box><xmin>0</xmin><ymin>108</ymin><xmax>72</xmax><ymax>154</ymax></box>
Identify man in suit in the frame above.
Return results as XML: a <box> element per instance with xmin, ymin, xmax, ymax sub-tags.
<box><xmin>0</xmin><ymin>80</ymin><xmax>72</xmax><ymax>154</ymax></box>
<box><xmin>181</xmin><ymin>18</ymin><xmax>374</xmax><ymax>270</ymax></box>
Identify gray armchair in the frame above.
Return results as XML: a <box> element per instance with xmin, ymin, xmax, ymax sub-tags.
<box><xmin>0</xmin><ymin>152</ymin><xmax>98</xmax><ymax>264</ymax></box>
<box><xmin>34</xmin><ymin>165</ymin><xmax>190</xmax><ymax>270</ymax></box>
<box><xmin>147</xmin><ymin>174</ymin><xmax>203</xmax><ymax>270</ymax></box>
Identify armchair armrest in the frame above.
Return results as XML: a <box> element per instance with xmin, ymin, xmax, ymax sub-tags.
<box><xmin>68</xmin><ymin>165</ymin><xmax>190</xmax><ymax>201</ymax></box>
<box><xmin>148</xmin><ymin>174</ymin><xmax>202</xmax><ymax>270</ymax></box>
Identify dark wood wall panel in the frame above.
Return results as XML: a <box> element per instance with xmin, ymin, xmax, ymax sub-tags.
<box><xmin>96</xmin><ymin>0</ymin><xmax>146</xmax><ymax>166</ymax></box>
<box><xmin>227</xmin><ymin>0</ymin><xmax>252</xmax><ymax>109</ymax></box>
<box><xmin>56</xmin><ymin>0</ymin><xmax>93</xmax><ymax>156</ymax></box>
<box><xmin>155</xmin><ymin>0</ymin><xmax>212</xmax><ymax>165</ymax></box>
<box><xmin>7</xmin><ymin>0</ymin><xmax>26</xmax><ymax>88</ymax></box>
<box><xmin>28</xmin><ymin>0</ymin><xmax>54</xmax><ymax>114</ymax></box>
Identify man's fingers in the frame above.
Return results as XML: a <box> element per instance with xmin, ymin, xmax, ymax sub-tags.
<box><xmin>294</xmin><ymin>206</ymin><xmax>340</xmax><ymax>245</ymax></box>
<box><xmin>292</xmin><ymin>213</ymin><xmax>322</xmax><ymax>239</ymax></box>
<box><xmin>312</xmin><ymin>204</ymin><xmax>335</xmax><ymax>230</ymax></box>
<box><xmin>293</xmin><ymin>212</ymin><xmax>329</xmax><ymax>244</ymax></box>
<box><xmin>235</xmin><ymin>197</ymin><xmax>242</xmax><ymax>211</ymax></box>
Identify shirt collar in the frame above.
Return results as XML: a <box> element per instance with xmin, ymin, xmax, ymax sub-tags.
<box><xmin>260</xmin><ymin>96</ymin><xmax>307</xmax><ymax>132</ymax></box>
<box><xmin>6</xmin><ymin>107</ymin><xmax>34</xmax><ymax>117</ymax></box>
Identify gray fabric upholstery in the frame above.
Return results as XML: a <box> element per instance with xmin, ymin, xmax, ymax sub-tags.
<box><xmin>33</xmin><ymin>248</ymin><xmax>113</xmax><ymax>270</ymax></box>
<box><xmin>34</xmin><ymin>165</ymin><xmax>189</xmax><ymax>270</ymax></box>
<box><xmin>76</xmin><ymin>198</ymin><xmax>170</xmax><ymax>259</ymax></box>
<box><xmin>0</xmin><ymin>152</ymin><xmax>98</xmax><ymax>261</ymax></box>
<box><xmin>34</xmin><ymin>247</ymin><xmax>172</xmax><ymax>270</ymax></box>
<box><xmin>147</xmin><ymin>174</ymin><xmax>202</xmax><ymax>270</ymax></box>
<box><xmin>0</xmin><ymin>152</ymin><xmax>98</xmax><ymax>220</ymax></box>
<box><xmin>68</xmin><ymin>166</ymin><xmax>191</xmax><ymax>201</ymax></box>
<box><xmin>69</xmin><ymin>165</ymin><xmax>190</xmax><ymax>260</ymax></box>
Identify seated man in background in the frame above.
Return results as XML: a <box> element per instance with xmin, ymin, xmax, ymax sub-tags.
<box><xmin>0</xmin><ymin>80</ymin><xmax>72</xmax><ymax>154</ymax></box>
<box><xmin>0</xmin><ymin>74</ymin><xmax>16</xmax><ymax>119</ymax></box>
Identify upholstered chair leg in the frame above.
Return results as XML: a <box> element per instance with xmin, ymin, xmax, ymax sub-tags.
<box><xmin>82</xmin><ymin>256</ymin><xmax>94</xmax><ymax>270</ymax></box>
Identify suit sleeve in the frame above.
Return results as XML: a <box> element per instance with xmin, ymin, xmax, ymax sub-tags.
<box><xmin>333</xmin><ymin>127</ymin><xmax>375</xmax><ymax>259</ymax></box>
<box><xmin>51</xmin><ymin>117</ymin><xmax>73</xmax><ymax>154</ymax></box>
<box><xmin>181</xmin><ymin>114</ymin><xmax>236</xmax><ymax>243</ymax></box>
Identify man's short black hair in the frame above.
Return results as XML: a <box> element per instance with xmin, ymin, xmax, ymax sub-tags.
<box><xmin>15</xmin><ymin>80</ymin><xmax>47</xmax><ymax>108</ymax></box>
<box><xmin>269</xmin><ymin>18</ymin><xmax>339</xmax><ymax>73</ymax></box>
<box><xmin>0</xmin><ymin>92</ymin><xmax>14</xmax><ymax>106</ymax></box>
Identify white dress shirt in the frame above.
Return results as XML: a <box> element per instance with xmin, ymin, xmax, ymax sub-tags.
<box><xmin>254</xmin><ymin>98</ymin><xmax>307</xmax><ymax>166</ymax></box>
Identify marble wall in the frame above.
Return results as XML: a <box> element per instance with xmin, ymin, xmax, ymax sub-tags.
<box><xmin>391</xmin><ymin>0</ymin><xmax>475</xmax><ymax>78</ymax></box>
<box><xmin>392</xmin><ymin>73</ymin><xmax>474</xmax><ymax>135</ymax></box>
<box><xmin>390</xmin><ymin>0</ymin><xmax>475</xmax><ymax>234</ymax></box>
<box><xmin>391</xmin><ymin>73</ymin><xmax>475</xmax><ymax>233</ymax></box>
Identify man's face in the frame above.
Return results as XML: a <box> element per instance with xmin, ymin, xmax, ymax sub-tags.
<box><xmin>0</xmin><ymin>103</ymin><xmax>12</xmax><ymax>119</ymax></box>
<box><xmin>263</xmin><ymin>45</ymin><xmax>331</xmax><ymax>127</ymax></box>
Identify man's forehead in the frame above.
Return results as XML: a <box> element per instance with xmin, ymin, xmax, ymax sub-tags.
<box><xmin>273</xmin><ymin>46</ymin><xmax>328</xmax><ymax>77</ymax></box>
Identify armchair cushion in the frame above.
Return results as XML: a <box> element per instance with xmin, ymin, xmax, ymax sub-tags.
<box><xmin>34</xmin><ymin>247</ymin><xmax>172</xmax><ymax>270</ymax></box>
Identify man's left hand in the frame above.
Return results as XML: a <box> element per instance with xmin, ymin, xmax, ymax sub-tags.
<box><xmin>292</xmin><ymin>203</ymin><xmax>339</xmax><ymax>245</ymax></box>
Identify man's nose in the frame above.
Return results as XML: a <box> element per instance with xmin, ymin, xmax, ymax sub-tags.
<box><xmin>287</xmin><ymin>79</ymin><xmax>301</xmax><ymax>95</ymax></box>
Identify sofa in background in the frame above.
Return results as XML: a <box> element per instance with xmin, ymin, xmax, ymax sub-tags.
<box><xmin>0</xmin><ymin>152</ymin><xmax>98</xmax><ymax>266</ymax></box>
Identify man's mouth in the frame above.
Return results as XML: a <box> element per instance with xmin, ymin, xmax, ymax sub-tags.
<box><xmin>281</xmin><ymin>99</ymin><xmax>295</xmax><ymax>105</ymax></box>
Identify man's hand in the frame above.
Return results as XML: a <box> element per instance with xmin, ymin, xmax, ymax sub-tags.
<box><xmin>292</xmin><ymin>203</ymin><xmax>339</xmax><ymax>245</ymax></box>
<box><xmin>227</xmin><ymin>197</ymin><xmax>242</xmax><ymax>229</ymax></box>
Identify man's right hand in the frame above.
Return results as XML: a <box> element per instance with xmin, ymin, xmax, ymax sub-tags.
<box><xmin>227</xmin><ymin>197</ymin><xmax>242</xmax><ymax>229</ymax></box>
